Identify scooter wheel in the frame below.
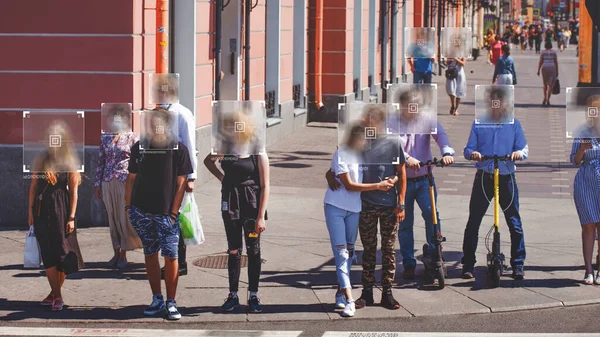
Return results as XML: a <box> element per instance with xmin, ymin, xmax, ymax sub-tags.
<box><xmin>436</xmin><ymin>267</ymin><xmax>446</xmax><ymax>289</ymax></box>
<box><xmin>490</xmin><ymin>263</ymin><xmax>501</xmax><ymax>288</ymax></box>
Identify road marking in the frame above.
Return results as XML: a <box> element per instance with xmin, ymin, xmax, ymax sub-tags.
<box><xmin>552</xmin><ymin>192</ymin><xmax>571</xmax><ymax>196</ymax></box>
<box><xmin>0</xmin><ymin>328</ymin><xmax>303</xmax><ymax>337</ymax></box>
<box><xmin>552</xmin><ymin>171</ymin><xmax>568</xmax><ymax>174</ymax></box>
<box><xmin>323</xmin><ymin>333</ymin><xmax>600</xmax><ymax>337</ymax></box>
<box><xmin>438</xmin><ymin>188</ymin><xmax>458</xmax><ymax>191</ymax></box>
<box><xmin>550</xmin><ymin>149</ymin><xmax>566</xmax><ymax>152</ymax></box>
<box><xmin>447</xmin><ymin>173</ymin><xmax>466</xmax><ymax>177</ymax></box>
<box><xmin>552</xmin><ymin>178</ymin><xmax>570</xmax><ymax>181</ymax></box>
<box><xmin>552</xmin><ymin>185</ymin><xmax>570</xmax><ymax>188</ymax></box>
<box><xmin>442</xmin><ymin>181</ymin><xmax>462</xmax><ymax>184</ymax></box>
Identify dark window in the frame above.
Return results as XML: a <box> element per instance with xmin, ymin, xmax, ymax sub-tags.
<box><xmin>353</xmin><ymin>78</ymin><xmax>359</xmax><ymax>98</ymax></box>
<box><xmin>265</xmin><ymin>91</ymin><xmax>276</xmax><ymax>117</ymax></box>
<box><xmin>293</xmin><ymin>84</ymin><xmax>301</xmax><ymax>108</ymax></box>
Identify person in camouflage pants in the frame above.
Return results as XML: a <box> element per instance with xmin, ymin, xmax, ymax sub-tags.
<box><xmin>359</xmin><ymin>201</ymin><xmax>398</xmax><ymax>290</ymax></box>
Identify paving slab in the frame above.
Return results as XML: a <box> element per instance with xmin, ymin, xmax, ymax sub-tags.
<box><xmin>312</xmin><ymin>287</ymin><xmax>413</xmax><ymax>319</ymax></box>
<box><xmin>245</xmin><ymin>286</ymin><xmax>330</xmax><ymax>321</ymax></box>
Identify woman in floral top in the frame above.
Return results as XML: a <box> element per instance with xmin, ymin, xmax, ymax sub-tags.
<box><xmin>95</xmin><ymin>126</ymin><xmax>143</xmax><ymax>269</ymax></box>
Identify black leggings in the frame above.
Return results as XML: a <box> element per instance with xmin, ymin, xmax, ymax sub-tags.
<box><xmin>224</xmin><ymin>218</ymin><xmax>261</xmax><ymax>292</ymax></box>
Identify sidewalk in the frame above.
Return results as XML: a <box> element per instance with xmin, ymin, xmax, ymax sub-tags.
<box><xmin>2</xmin><ymin>48</ymin><xmax>599</xmax><ymax>324</ymax></box>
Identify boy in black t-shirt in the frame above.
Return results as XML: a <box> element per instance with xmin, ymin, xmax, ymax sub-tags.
<box><xmin>125</xmin><ymin>108</ymin><xmax>193</xmax><ymax>320</ymax></box>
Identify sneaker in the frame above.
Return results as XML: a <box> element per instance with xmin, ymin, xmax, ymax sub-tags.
<box><xmin>335</xmin><ymin>292</ymin><xmax>346</xmax><ymax>309</ymax></box>
<box><xmin>116</xmin><ymin>258</ymin><xmax>128</xmax><ymax>270</ymax></box>
<box><xmin>221</xmin><ymin>293</ymin><xmax>239</xmax><ymax>312</ymax></box>
<box><xmin>144</xmin><ymin>294</ymin><xmax>166</xmax><ymax>316</ymax></box>
<box><xmin>402</xmin><ymin>266</ymin><xmax>416</xmax><ymax>280</ymax></box>
<box><xmin>248</xmin><ymin>295</ymin><xmax>262</xmax><ymax>313</ymax></box>
<box><xmin>166</xmin><ymin>299</ymin><xmax>182</xmax><ymax>320</ymax></box>
<box><xmin>462</xmin><ymin>265</ymin><xmax>474</xmax><ymax>279</ymax></box>
<box><xmin>341</xmin><ymin>301</ymin><xmax>355</xmax><ymax>317</ymax></box>
<box><xmin>380</xmin><ymin>290</ymin><xmax>400</xmax><ymax>310</ymax></box>
<box><xmin>584</xmin><ymin>273</ymin><xmax>594</xmax><ymax>285</ymax></box>
<box><xmin>512</xmin><ymin>266</ymin><xmax>525</xmax><ymax>280</ymax></box>
<box><xmin>354</xmin><ymin>288</ymin><xmax>374</xmax><ymax>309</ymax></box>
<box><xmin>595</xmin><ymin>272</ymin><xmax>600</xmax><ymax>285</ymax></box>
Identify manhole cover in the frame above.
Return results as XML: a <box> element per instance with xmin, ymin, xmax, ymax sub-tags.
<box><xmin>193</xmin><ymin>254</ymin><xmax>248</xmax><ymax>269</ymax></box>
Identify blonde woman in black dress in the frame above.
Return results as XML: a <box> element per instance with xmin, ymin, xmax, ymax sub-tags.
<box><xmin>28</xmin><ymin>121</ymin><xmax>84</xmax><ymax>311</ymax></box>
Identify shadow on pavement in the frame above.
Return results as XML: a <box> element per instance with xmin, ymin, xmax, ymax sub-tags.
<box><xmin>450</xmin><ymin>265</ymin><xmax>582</xmax><ymax>290</ymax></box>
<box><xmin>0</xmin><ymin>299</ymin><xmax>147</xmax><ymax>321</ymax></box>
<box><xmin>7</xmin><ymin>262</ymin><xmax>148</xmax><ymax>281</ymax></box>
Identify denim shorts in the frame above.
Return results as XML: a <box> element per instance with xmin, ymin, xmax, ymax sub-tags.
<box><xmin>128</xmin><ymin>205</ymin><xmax>180</xmax><ymax>259</ymax></box>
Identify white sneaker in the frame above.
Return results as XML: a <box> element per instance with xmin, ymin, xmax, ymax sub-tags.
<box><xmin>584</xmin><ymin>273</ymin><xmax>594</xmax><ymax>285</ymax></box>
<box><xmin>341</xmin><ymin>301</ymin><xmax>355</xmax><ymax>317</ymax></box>
<box><xmin>335</xmin><ymin>293</ymin><xmax>346</xmax><ymax>309</ymax></box>
<box><xmin>595</xmin><ymin>272</ymin><xmax>600</xmax><ymax>285</ymax></box>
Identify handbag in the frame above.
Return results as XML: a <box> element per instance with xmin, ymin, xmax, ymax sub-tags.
<box><xmin>178</xmin><ymin>192</ymin><xmax>205</xmax><ymax>246</ymax></box>
<box><xmin>24</xmin><ymin>226</ymin><xmax>41</xmax><ymax>269</ymax></box>
<box><xmin>445</xmin><ymin>67</ymin><xmax>457</xmax><ymax>80</ymax></box>
<box><xmin>552</xmin><ymin>78</ymin><xmax>560</xmax><ymax>95</ymax></box>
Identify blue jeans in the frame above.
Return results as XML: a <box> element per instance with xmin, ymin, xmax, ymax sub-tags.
<box><xmin>413</xmin><ymin>72</ymin><xmax>432</xmax><ymax>84</ymax></box>
<box><xmin>398</xmin><ymin>177</ymin><xmax>440</xmax><ymax>268</ymax></box>
<box><xmin>461</xmin><ymin>171</ymin><xmax>526</xmax><ymax>268</ymax></box>
<box><xmin>324</xmin><ymin>203</ymin><xmax>360</xmax><ymax>289</ymax></box>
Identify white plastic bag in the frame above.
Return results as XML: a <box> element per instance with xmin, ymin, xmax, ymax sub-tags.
<box><xmin>24</xmin><ymin>226</ymin><xmax>41</xmax><ymax>269</ymax></box>
<box><xmin>178</xmin><ymin>192</ymin><xmax>205</xmax><ymax>246</ymax></box>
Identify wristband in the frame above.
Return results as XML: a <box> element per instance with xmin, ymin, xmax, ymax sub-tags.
<box><xmin>68</xmin><ymin>216</ymin><xmax>75</xmax><ymax>222</ymax></box>
<box><xmin>125</xmin><ymin>205</ymin><xmax>131</xmax><ymax>211</ymax></box>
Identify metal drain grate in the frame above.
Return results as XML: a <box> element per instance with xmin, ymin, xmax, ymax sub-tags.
<box><xmin>193</xmin><ymin>254</ymin><xmax>248</xmax><ymax>269</ymax></box>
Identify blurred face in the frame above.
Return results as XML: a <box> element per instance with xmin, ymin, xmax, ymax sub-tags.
<box><xmin>488</xmin><ymin>92</ymin><xmax>508</xmax><ymax>120</ymax></box>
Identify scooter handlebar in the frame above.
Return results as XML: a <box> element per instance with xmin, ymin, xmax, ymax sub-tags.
<box><xmin>481</xmin><ymin>155</ymin><xmax>513</xmax><ymax>161</ymax></box>
<box><xmin>418</xmin><ymin>157</ymin><xmax>446</xmax><ymax>167</ymax></box>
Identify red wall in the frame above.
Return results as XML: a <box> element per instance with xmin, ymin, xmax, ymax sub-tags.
<box><xmin>0</xmin><ymin>0</ymin><xmax>154</xmax><ymax>146</ymax></box>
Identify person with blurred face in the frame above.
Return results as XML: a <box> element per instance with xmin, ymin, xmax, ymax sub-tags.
<box><xmin>461</xmin><ymin>86</ymin><xmax>528</xmax><ymax>280</ymax></box>
<box><xmin>153</xmin><ymin>76</ymin><xmax>198</xmax><ymax>279</ymax></box>
<box><xmin>203</xmin><ymin>110</ymin><xmax>270</xmax><ymax>314</ymax></box>
<box><xmin>125</xmin><ymin>108</ymin><xmax>193</xmax><ymax>320</ymax></box>
<box><xmin>446</xmin><ymin>55</ymin><xmax>467</xmax><ymax>115</ymax></box>
<box><xmin>323</xmin><ymin>123</ymin><xmax>396</xmax><ymax>317</ymax></box>
<box><xmin>408</xmin><ymin>29</ymin><xmax>436</xmax><ymax>84</ymax></box>
<box><xmin>327</xmin><ymin>105</ymin><xmax>407</xmax><ymax>310</ymax></box>
<box><xmin>95</xmin><ymin>107</ymin><xmax>142</xmax><ymax>269</ymax></box>
<box><xmin>570</xmin><ymin>95</ymin><xmax>600</xmax><ymax>285</ymax></box>
<box><xmin>29</xmin><ymin>121</ymin><xmax>84</xmax><ymax>312</ymax></box>
<box><xmin>388</xmin><ymin>90</ymin><xmax>455</xmax><ymax>279</ymax></box>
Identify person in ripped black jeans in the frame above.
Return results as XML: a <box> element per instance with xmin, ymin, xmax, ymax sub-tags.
<box><xmin>204</xmin><ymin>148</ymin><xmax>270</xmax><ymax>313</ymax></box>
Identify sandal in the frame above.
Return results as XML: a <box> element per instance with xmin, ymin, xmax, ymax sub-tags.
<box><xmin>51</xmin><ymin>298</ymin><xmax>64</xmax><ymax>311</ymax></box>
<box><xmin>450</xmin><ymin>107</ymin><xmax>455</xmax><ymax>115</ymax></box>
<box><xmin>454</xmin><ymin>109</ymin><xmax>459</xmax><ymax>116</ymax></box>
<box><xmin>584</xmin><ymin>273</ymin><xmax>594</xmax><ymax>285</ymax></box>
<box><xmin>41</xmin><ymin>293</ymin><xmax>54</xmax><ymax>306</ymax></box>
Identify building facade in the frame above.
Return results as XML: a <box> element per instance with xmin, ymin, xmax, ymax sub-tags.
<box><xmin>0</xmin><ymin>0</ymin><xmax>477</xmax><ymax>227</ymax></box>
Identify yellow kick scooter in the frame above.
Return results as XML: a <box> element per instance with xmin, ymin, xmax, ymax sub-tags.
<box><xmin>481</xmin><ymin>154</ymin><xmax>512</xmax><ymax>288</ymax></box>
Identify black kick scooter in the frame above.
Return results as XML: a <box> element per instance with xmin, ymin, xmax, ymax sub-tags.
<box><xmin>419</xmin><ymin>158</ymin><xmax>447</xmax><ymax>289</ymax></box>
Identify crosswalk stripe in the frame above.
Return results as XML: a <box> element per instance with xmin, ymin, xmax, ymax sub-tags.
<box><xmin>0</xmin><ymin>327</ymin><xmax>303</xmax><ymax>337</ymax></box>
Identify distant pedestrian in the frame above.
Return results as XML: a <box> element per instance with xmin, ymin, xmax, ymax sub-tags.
<box><xmin>29</xmin><ymin>121</ymin><xmax>85</xmax><ymax>312</ymax></box>
<box><xmin>570</xmin><ymin>95</ymin><xmax>600</xmax><ymax>285</ymax></box>
<box><xmin>563</xmin><ymin>28</ymin><xmax>572</xmax><ymax>49</ymax></box>
<box><xmin>323</xmin><ymin>123</ymin><xmax>395</xmax><ymax>317</ymax></box>
<box><xmin>95</xmin><ymin>111</ymin><xmax>142</xmax><ymax>270</ymax></box>
<box><xmin>125</xmin><ymin>108</ymin><xmax>193</xmax><ymax>320</ymax></box>
<box><xmin>493</xmin><ymin>45</ymin><xmax>517</xmax><ymax>85</ymax></box>
<box><xmin>537</xmin><ymin>41</ymin><xmax>558</xmax><ymax>106</ymax></box>
<box><xmin>409</xmin><ymin>56</ymin><xmax>435</xmax><ymax>84</ymax></box>
<box><xmin>489</xmin><ymin>37</ymin><xmax>504</xmax><ymax>66</ymax></box>
<box><xmin>445</xmin><ymin>57</ymin><xmax>467</xmax><ymax>115</ymax></box>
<box><xmin>204</xmin><ymin>113</ymin><xmax>270</xmax><ymax>314</ymax></box>
<box><xmin>534</xmin><ymin>25</ymin><xmax>543</xmax><ymax>54</ymax></box>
